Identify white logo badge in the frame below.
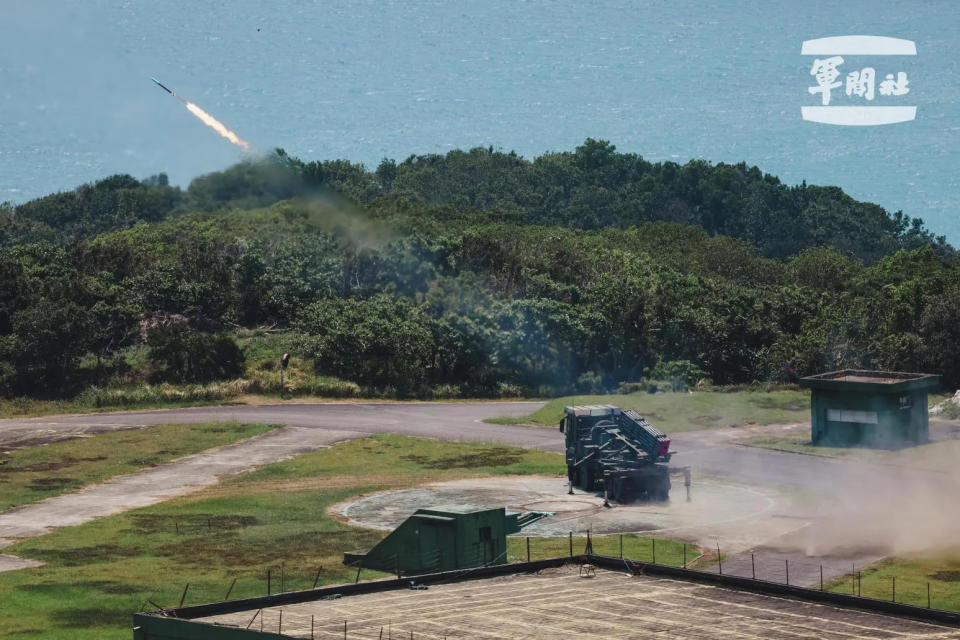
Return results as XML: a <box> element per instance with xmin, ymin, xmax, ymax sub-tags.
<box><xmin>801</xmin><ymin>36</ymin><xmax>916</xmax><ymax>125</ymax></box>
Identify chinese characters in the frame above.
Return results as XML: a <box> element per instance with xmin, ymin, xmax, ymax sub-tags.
<box><xmin>809</xmin><ymin>57</ymin><xmax>909</xmax><ymax>105</ymax></box>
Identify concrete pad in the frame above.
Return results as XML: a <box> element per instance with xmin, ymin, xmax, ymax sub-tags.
<box><xmin>336</xmin><ymin>475</ymin><xmax>803</xmax><ymax>554</ymax></box>
<box><xmin>0</xmin><ymin>553</ymin><xmax>42</xmax><ymax>572</ymax></box>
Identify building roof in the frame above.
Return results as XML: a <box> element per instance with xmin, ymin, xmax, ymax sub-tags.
<box><xmin>799</xmin><ymin>369</ymin><xmax>940</xmax><ymax>393</ymax></box>
<box><xmin>142</xmin><ymin>562</ymin><xmax>960</xmax><ymax>639</ymax></box>
<box><xmin>563</xmin><ymin>404</ymin><xmax>619</xmax><ymax>416</ymax></box>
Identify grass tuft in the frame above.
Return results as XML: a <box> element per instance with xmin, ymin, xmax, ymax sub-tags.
<box><xmin>489</xmin><ymin>390</ymin><xmax>811</xmax><ymax>433</ymax></box>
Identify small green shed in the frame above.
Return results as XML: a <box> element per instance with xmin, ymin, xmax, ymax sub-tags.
<box><xmin>344</xmin><ymin>505</ymin><xmax>522</xmax><ymax>575</ymax></box>
<box><xmin>799</xmin><ymin>370</ymin><xmax>940</xmax><ymax>448</ymax></box>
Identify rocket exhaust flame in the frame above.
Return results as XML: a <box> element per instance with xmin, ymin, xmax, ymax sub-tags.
<box><xmin>151</xmin><ymin>77</ymin><xmax>249</xmax><ymax>151</ymax></box>
<box><xmin>183</xmin><ymin>101</ymin><xmax>250</xmax><ymax>151</ymax></box>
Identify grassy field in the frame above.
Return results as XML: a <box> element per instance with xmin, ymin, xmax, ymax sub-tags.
<box><xmin>0</xmin><ymin>395</ymin><xmax>250</xmax><ymax>420</ymax></box>
<box><xmin>0</xmin><ymin>423</ymin><xmax>279</xmax><ymax>511</ymax></box>
<box><xmin>0</xmin><ymin>435</ymin><xmax>699</xmax><ymax>639</ymax></box>
<box><xmin>825</xmin><ymin>553</ymin><xmax>960</xmax><ymax>611</ymax></box>
<box><xmin>487</xmin><ymin>390</ymin><xmax>810</xmax><ymax>433</ymax></box>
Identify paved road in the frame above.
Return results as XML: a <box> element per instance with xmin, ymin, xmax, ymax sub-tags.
<box><xmin>0</xmin><ymin>402</ymin><xmax>554</xmax><ymax>451</ymax></box>
<box><xmin>0</xmin><ymin>402</ymin><xmax>955</xmax><ymax>586</ymax></box>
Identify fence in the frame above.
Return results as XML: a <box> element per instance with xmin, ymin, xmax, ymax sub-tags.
<box><xmin>146</xmin><ymin>533</ymin><xmax>960</xmax><ymax>638</ymax></box>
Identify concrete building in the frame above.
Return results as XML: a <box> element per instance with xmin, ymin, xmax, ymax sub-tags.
<box><xmin>799</xmin><ymin>370</ymin><xmax>940</xmax><ymax>447</ymax></box>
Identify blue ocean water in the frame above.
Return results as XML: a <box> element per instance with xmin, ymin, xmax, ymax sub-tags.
<box><xmin>2</xmin><ymin>0</ymin><xmax>958</xmax><ymax>243</ymax></box>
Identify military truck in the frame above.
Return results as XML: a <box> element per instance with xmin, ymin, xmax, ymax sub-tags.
<box><xmin>560</xmin><ymin>404</ymin><xmax>673</xmax><ymax>502</ymax></box>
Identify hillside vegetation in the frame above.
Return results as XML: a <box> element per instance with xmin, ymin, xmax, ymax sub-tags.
<box><xmin>1</xmin><ymin>141</ymin><xmax>958</xmax><ymax>400</ymax></box>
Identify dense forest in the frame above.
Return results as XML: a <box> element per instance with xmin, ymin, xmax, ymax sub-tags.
<box><xmin>1</xmin><ymin>140</ymin><xmax>958</xmax><ymax>401</ymax></box>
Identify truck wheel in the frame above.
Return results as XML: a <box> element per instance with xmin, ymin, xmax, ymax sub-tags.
<box><xmin>579</xmin><ymin>466</ymin><xmax>594</xmax><ymax>492</ymax></box>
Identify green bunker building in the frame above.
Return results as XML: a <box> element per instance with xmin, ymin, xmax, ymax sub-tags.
<box><xmin>799</xmin><ymin>369</ymin><xmax>940</xmax><ymax>448</ymax></box>
<box><xmin>344</xmin><ymin>505</ymin><xmax>545</xmax><ymax>575</ymax></box>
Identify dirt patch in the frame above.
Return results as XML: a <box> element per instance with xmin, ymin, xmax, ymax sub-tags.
<box><xmin>18</xmin><ymin>580</ymin><xmax>144</xmax><ymax>594</ymax></box>
<box><xmin>27</xmin><ymin>477</ymin><xmax>78</xmax><ymax>491</ymax></box>
<box><xmin>0</xmin><ymin>461</ymin><xmax>74</xmax><ymax>473</ymax></box>
<box><xmin>691</xmin><ymin>414</ymin><xmax>723</xmax><ymax>426</ymax></box>
<box><xmin>0</xmin><ymin>425</ymin><xmax>146</xmax><ymax>453</ymax></box>
<box><xmin>749</xmin><ymin>396</ymin><xmax>807</xmax><ymax>411</ymax></box>
<box><xmin>930</xmin><ymin>570</ymin><xmax>960</xmax><ymax>582</ymax></box>
<box><xmin>127</xmin><ymin>458</ymin><xmax>160</xmax><ymax>466</ymax></box>
<box><xmin>0</xmin><ymin>455</ymin><xmax>107</xmax><ymax>473</ymax></box>
<box><xmin>131</xmin><ymin>513</ymin><xmax>259</xmax><ymax>533</ymax></box>
<box><xmin>26</xmin><ymin>544</ymin><xmax>141</xmax><ymax>566</ymax></box>
<box><xmin>53</xmin><ymin>607</ymin><xmax>130</xmax><ymax>628</ymax></box>
<box><xmin>401</xmin><ymin>447</ymin><xmax>523</xmax><ymax>469</ymax></box>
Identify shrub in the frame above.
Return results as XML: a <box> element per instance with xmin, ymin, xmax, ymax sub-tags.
<box><xmin>77</xmin><ymin>380</ymin><xmax>250</xmax><ymax>408</ymax></box>
<box><xmin>647</xmin><ymin>360</ymin><xmax>711</xmax><ymax>391</ymax></box>
<box><xmin>147</xmin><ymin>324</ymin><xmax>245</xmax><ymax>384</ymax></box>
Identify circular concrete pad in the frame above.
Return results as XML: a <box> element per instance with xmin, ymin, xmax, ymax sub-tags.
<box><xmin>337</xmin><ymin>475</ymin><xmax>777</xmax><ymax>537</ymax></box>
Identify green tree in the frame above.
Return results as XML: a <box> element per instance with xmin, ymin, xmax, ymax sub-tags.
<box><xmin>295</xmin><ymin>295</ymin><xmax>435</xmax><ymax>394</ymax></box>
<box><xmin>919</xmin><ymin>286</ymin><xmax>960</xmax><ymax>388</ymax></box>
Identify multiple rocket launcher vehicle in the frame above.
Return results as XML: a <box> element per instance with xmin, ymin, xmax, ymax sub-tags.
<box><xmin>561</xmin><ymin>404</ymin><xmax>675</xmax><ymax>503</ymax></box>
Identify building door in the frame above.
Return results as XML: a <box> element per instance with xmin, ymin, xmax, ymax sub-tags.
<box><xmin>478</xmin><ymin>526</ymin><xmax>494</xmax><ymax>565</ymax></box>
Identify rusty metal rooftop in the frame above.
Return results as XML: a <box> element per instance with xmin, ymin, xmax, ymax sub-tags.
<box><xmin>799</xmin><ymin>369</ymin><xmax>940</xmax><ymax>392</ymax></box>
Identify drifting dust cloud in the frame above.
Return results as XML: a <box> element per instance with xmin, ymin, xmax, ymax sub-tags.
<box><xmin>793</xmin><ymin>464</ymin><xmax>960</xmax><ymax>557</ymax></box>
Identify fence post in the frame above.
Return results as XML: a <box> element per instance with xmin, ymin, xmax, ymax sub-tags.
<box><xmin>224</xmin><ymin>577</ymin><xmax>237</xmax><ymax>601</ymax></box>
<box><xmin>820</xmin><ymin>565</ymin><xmax>823</xmax><ymax>591</ymax></box>
<box><xmin>785</xmin><ymin>559</ymin><xmax>789</xmax><ymax>586</ymax></box>
<box><xmin>569</xmin><ymin>532</ymin><xmax>573</xmax><ymax>558</ymax></box>
<box><xmin>928</xmin><ymin>582</ymin><xmax>931</xmax><ymax>609</ymax></box>
<box><xmin>683</xmin><ymin>543</ymin><xmax>687</xmax><ymax>568</ymax></box>
<box><xmin>245</xmin><ymin>609</ymin><xmax>261</xmax><ymax>630</ymax></box>
<box><xmin>852</xmin><ymin>564</ymin><xmax>856</xmax><ymax>595</ymax></box>
<box><xmin>279</xmin><ymin>610</ymin><xmax>283</xmax><ymax>634</ymax></box>
<box><xmin>751</xmin><ymin>553</ymin><xmax>755</xmax><ymax>580</ymax></box>
<box><xmin>892</xmin><ymin>577</ymin><xmax>896</xmax><ymax>602</ymax></box>
<box><xmin>652</xmin><ymin>538</ymin><xmax>656</xmax><ymax>564</ymax></box>
<box><xmin>717</xmin><ymin>543</ymin><xmax>722</xmax><ymax>575</ymax></box>
<box><xmin>344</xmin><ymin>620</ymin><xmax>347</xmax><ymax>640</ymax></box>
<box><xmin>858</xmin><ymin>571</ymin><xmax>861</xmax><ymax>597</ymax></box>
<box><xmin>620</xmin><ymin>534</ymin><xmax>623</xmax><ymax>559</ymax></box>
<box><xmin>526</xmin><ymin>536</ymin><xmax>530</xmax><ymax>562</ymax></box>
